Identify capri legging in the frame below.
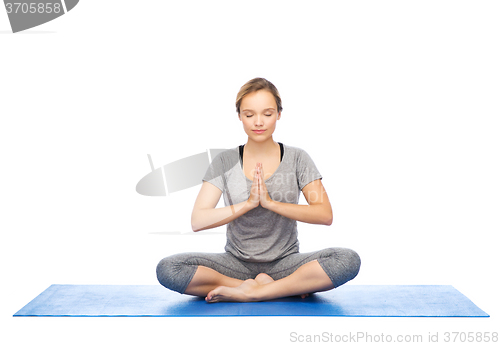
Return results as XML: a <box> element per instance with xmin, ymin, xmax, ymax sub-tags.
<box><xmin>156</xmin><ymin>247</ymin><xmax>361</xmax><ymax>294</ymax></box>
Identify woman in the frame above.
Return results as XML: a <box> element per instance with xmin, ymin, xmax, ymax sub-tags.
<box><xmin>156</xmin><ymin>77</ymin><xmax>361</xmax><ymax>303</ymax></box>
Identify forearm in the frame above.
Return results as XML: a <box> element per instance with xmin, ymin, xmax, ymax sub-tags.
<box><xmin>267</xmin><ymin>200</ymin><xmax>332</xmax><ymax>226</ymax></box>
<box><xmin>192</xmin><ymin>201</ymin><xmax>253</xmax><ymax>232</ymax></box>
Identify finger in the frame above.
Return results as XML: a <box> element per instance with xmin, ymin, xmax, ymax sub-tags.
<box><xmin>255</xmin><ymin>167</ymin><xmax>261</xmax><ymax>191</ymax></box>
<box><xmin>259</xmin><ymin>173</ymin><xmax>263</xmax><ymax>195</ymax></box>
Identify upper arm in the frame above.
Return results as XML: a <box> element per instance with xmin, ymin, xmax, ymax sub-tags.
<box><xmin>301</xmin><ymin>179</ymin><xmax>333</xmax><ymax>224</ymax></box>
<box><xmin>192</xmin><ymin>181</ymin><xmax>223</xmax><ymax>215</ymax></box>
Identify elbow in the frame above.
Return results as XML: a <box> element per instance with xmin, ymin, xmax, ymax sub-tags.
<box><xmin>324</xmin><ymin>217</ymin><xmax>333</xmax><ymax>226</ymax></box>
<box><xmin>191</xmin><ymin>213</ymin><xmax>201</xmax><ymax>232</ymax></box>
<box><xmin>191</xmin><ymin>222</ymin><xmax>204</xmax><ymax>232</ymax></box>
<box><xmin>191</xmin><ymin>207</ymin><xmax>210</xmax><ymax>232</ymax></box>
<box><xmin>191</xmin><ymin>218</ymin><xmax>204</xmax><ymax>232</ymax></box>
<box><xmin>324</xmin><ymin>209</ymin><xmax>333</xmax><ymax>226</ymax></box>
<box><xmin>191</xmin><ymin>208</ymin><xmax>214</xmax><ymax>232</ymax></box>
<box><xmin>318</xmin><ymin>213</ymin><xmax>332</xmax><ymax>226</ymax></box>
<box><xmin>191</xmin><ymin>212</ymin><xmax>209</xmax><ymax>232</ymax></box>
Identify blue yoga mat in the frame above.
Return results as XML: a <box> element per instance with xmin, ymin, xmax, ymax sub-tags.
<box><xmin>13</xmin><ymin>284</ymin><xmax>489</xmax><ymax>317</ymax></box>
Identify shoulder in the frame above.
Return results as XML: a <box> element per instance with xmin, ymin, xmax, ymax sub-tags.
<box><xmin>283</xmin><ymin>144</ymin><xmax>314</xmax><ymax>161</ymax></box>
<box><xmin>209</xmin><ymin>146</ymin><xmax>239</xmax><ymax>166</ymax></box>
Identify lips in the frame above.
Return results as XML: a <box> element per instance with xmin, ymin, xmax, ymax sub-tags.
<box><xmin>252</xmin><ymin>130</ymin><xmax>266</xmax><ymax>134</ymax></box>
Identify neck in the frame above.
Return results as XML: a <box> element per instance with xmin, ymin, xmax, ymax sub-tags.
<box><xmin>244</xmin><ymin>137</ymin><xmax>278</xmax><ymax>158</ymax></box>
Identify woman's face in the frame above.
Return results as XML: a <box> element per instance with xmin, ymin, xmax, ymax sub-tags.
<box><xmin>238</xmin><ymin>89</ymin><xmax>281</xmax><ymax>142</ymax></box>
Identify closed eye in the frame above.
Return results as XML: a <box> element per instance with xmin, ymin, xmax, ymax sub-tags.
<box><xmin>245</xmin><ymin>114</ymin><xmax>273</xmax><ymax>117</ymax></box>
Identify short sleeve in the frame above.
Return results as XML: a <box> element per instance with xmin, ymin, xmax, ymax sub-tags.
<box><xmin>202</xmin><ymin>153</ymin><xmax>224</xmax><ymax>192</ymax></box>
<box><xmin>297</xmin><ymin>149</ymin><xmax>323</xmax><ymax>190</ymax></box>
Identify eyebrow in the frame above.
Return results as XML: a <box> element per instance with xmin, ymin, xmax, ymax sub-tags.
<box><xmin>241</xmin><ymin>108</ymin><xmax>276</xmax><ymax>113</ymax></box>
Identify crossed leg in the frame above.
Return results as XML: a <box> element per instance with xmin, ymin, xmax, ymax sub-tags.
<box><xmin>184</xmin><ymin>259</ymin><xmax>334</xmax><ymax>303</ymax></box>
<box><xmin>183</xmin><ymin>266</ymin><xmax>244</xmax><ymax>297</ymax></box>
<box><xmin>158</xmin><ymin>248</ymin><xmax>360</xmax><ymax>302</ymax></box>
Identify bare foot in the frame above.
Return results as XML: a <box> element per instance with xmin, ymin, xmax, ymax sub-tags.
<box><xmin>206</xmin><ymin>279</ymin><xmax>261</xmax><ymax>303</ymax></box>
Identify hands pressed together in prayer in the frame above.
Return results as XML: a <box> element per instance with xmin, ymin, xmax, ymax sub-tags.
<box><xmin>247</xmin><ymin>162</ymin><xmax>274</xmax><ymax>210</ymax></box>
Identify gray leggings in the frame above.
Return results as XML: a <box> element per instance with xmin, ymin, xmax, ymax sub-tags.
<box><xmin>156</xmin><ymin>247</ymin><xmax>361</xmax><ymax>294</ymax></box>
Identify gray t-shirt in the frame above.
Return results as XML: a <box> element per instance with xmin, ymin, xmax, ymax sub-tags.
<box><xmin>202</xmin><ymin>143</ymin><xmax>323</xmax><ymax>262</ymax></box>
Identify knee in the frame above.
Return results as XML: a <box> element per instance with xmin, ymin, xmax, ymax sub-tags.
<box><xmin>322</xmin><ymin>247</ymin><xmax>361</xmax><ymax>286</ymax></box>
<box><xmin>324</xmin><ymin>247</ymin><xmax>361</xmax><ymax>271</ymax></box>
<box><xmin>156</xmin><ymin>255</ymin><xmax>191</xmax><ymax>293</ymax></box>
<box><xmin>341</xmin><ymin>248</ymin><xmax>361</xmax><ymax>279</ymax></box>
<box><xmin>156</xmin><ymin>257</ymin><xmax>174</xmax><ymax>289</ymax></box>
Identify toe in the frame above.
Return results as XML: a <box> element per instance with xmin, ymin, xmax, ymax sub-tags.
<box><xmin>206</xmin><ymin>291</ymin><xmax>215</xmax><ymax>303</ymax></box>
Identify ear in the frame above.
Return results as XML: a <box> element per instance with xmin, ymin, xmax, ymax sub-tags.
<box><xmin>277</xmin><ymin>112</ymin><xmax>281</xmax><ymax>120</ymax></box>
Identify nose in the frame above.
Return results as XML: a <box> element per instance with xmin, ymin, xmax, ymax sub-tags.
<box><xmin>254</xmin><ymin>114</ymin><xmax>264</xmax><ymax>126</ymax></box>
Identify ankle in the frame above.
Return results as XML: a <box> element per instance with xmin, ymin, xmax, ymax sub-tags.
<box><xmin>247</xmin><ymin>280</ymin><xmax>271</xmax><ymax>302</ymax></box>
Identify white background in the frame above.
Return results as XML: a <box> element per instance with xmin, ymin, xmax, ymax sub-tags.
<box><xmin>1</xmin><ymin>1</ymin><xmax>499</xmax><ymax>345</ymax></box>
